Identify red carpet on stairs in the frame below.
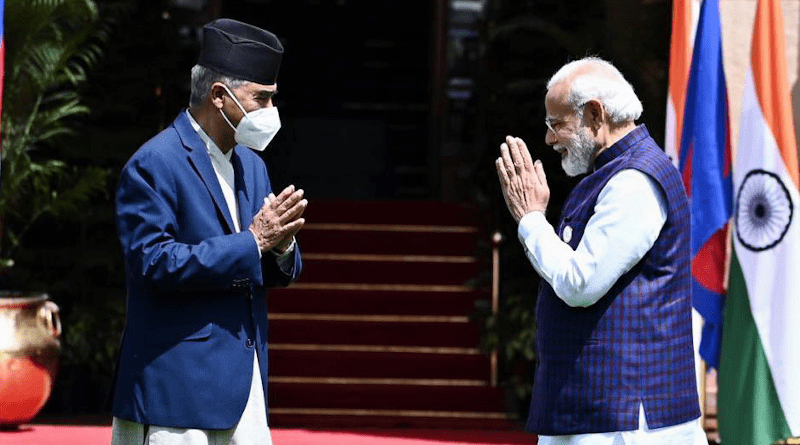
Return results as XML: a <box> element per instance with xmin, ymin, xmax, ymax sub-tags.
<box><xmin>0</xmin><ymin>426</ymin><xmax>537</xmax><ymax>445</ymax></box>
<box><xmin>267</xmin><ymin>200</ymin><xmax>516</xmax><ymax>429</ymax></box>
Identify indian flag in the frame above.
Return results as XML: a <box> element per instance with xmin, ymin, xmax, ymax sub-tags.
<box><xmin>718</xmin><ymin>0</ymin><xmax>800</xmax><ymax>443</ymax></box>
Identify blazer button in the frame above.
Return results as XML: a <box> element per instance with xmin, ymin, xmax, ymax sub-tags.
<box><xmin>246</xmin><ymin>339</ymin><xmax>254</xmax><ymax>349</ymax></box>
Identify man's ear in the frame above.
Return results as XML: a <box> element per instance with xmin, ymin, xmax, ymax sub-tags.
<box><xmin>210</xmin><ymin>82</ymin><xmax>227</xmax><ymax>109</ymax></box>
<box><xmin>584</xmin><ymin>99</ymin><xmax>605</xmax><ymax>131</ymax></box>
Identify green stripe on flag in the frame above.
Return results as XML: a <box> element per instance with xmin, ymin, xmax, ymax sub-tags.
<box><xmin>719</xmin><ymin>251</ymin><xmax>792</xmax><ymax>445</ymax></box>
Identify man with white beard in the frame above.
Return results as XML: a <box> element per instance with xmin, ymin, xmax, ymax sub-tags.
<box><xmin>495</xmin><ymin>56</ymin><xmax>709</xmax><ymax>445</ymax></box>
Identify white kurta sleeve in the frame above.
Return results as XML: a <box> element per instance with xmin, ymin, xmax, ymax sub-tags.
<box><xmin>517</xmin><ymin>169</ymin><xmax>668</xmax><ymax>307</ymax></box>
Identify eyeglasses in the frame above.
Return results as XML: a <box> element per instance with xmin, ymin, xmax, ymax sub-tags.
<box><xmin>545</xmin><ymin>103</ymin><xmax>588</xmax><ymax>133</ymax></box>
<box><xmin>544</xmin><ymin>116</ymin><xmax>565</xmax><ymax>133</ymax></box>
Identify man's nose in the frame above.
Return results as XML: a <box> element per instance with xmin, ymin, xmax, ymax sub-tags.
<box><xmin>545</xmin><ymin>128</ymin><xmax>556</xmax><ymax>146</ymax></box>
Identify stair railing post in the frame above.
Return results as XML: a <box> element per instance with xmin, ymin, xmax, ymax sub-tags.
<box><xmin>490</xmin><ymin>231</ymin><xmax>503</xmax><ymax>387</ymax></box>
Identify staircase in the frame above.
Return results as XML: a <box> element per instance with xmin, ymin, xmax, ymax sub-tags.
<box><xmin>266</xmin><ymin>200</ymin><xmax>517</xmax><ymax>429</ymax></box>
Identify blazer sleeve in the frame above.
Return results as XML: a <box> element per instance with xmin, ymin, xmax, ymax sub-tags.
<box><xmin>116</xmin><ymin>149</ymin><xmax>264</xmax><ymax>293</ymax></box>
<box><xmin>261</xmin><ymin>243</ymin><xmax>303</xmax><ymax>288</ymax></box>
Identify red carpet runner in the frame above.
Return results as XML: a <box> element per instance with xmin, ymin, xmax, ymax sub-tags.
<box><xmin>0</xmin><ymin>425</ymin><xmax>537</xmax><ymax>445</ymax></box>
<box><xmin>267</xmin><ymin>200</ymin><xmax>515</xmax><ymax>429</ymax></box>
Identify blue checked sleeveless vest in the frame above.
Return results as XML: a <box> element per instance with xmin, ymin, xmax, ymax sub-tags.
<box><xmin>525</xmin><ymin>125</ymin><xmax>700</xmax><ymax>435</ymax></box>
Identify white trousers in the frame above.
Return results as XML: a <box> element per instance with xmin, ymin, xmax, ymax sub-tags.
<box><xmin>111</xmin><ymin>354</ymin><xmax>272</xmax><ymax>445</ymax></box>
<box><xmin>537</xmin><ymin>405</ymin><xmax>709</xmax><ymax>445</ymax></box>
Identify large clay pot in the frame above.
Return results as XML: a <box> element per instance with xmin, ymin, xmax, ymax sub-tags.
<box><xmin>0</xmin><ymin>291</ymin><xmax>61</xmax><ymax>428</ymax></box>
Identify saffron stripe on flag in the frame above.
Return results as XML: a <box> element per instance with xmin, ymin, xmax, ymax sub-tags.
<box><xmin>665</xmin><ymin>0</ymin><xmax>701</xmax><ymax>165</ymax></box>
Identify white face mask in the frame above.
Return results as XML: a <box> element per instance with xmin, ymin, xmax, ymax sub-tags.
<box><xmin>219</xmin><ymin>84</ymin><xmax>281</xmax><ymax>151</ymax></box>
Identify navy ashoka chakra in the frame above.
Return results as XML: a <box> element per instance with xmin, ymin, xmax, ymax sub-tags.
<box><xmin>735</xmin><ymin>169</ymin><xmax>793</xmax><ymax>252</ymax></box>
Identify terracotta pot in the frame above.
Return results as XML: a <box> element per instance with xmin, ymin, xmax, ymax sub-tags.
<box><xmin>0</xmin><ymin>292</ymin><xmax>61</xmax><ymax>427</ymax></box>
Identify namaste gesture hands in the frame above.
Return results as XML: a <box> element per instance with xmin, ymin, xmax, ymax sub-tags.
<box><xmin>249</xmin><ymin>184</ymin><xmax>307</xmax><ymax>254</ymax></box>
<box><xmin>495</xmin><ymin>135</ymin><xmax>550</xmax><ymax>223</ymax></box>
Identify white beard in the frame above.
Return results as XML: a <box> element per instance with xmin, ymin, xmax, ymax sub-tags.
<box><xmin>557</xmin><ymin>128</ymin><xmax>597</xmax><ymax>177</ymax></box>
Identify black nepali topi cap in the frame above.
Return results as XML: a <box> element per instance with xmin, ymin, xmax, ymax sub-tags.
<box><xmin>197</xmin><ymin>18</ymin><xmax>283</xmax><ymax>85</ymax></box>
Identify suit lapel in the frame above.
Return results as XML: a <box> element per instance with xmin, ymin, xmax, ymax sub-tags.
<box><xmin>231</xmin><ymin>148</ymin><xmax>252</xmax><ymax>230</ymax></box>
<box><xmin>173</xmin><ymin>111</ymin><xmax>236</xmax><ymax>234</ymax></box>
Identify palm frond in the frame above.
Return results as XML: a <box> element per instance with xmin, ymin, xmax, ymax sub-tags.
<box><xmin>35</xmin><ymin>99</ymin><xmax>92</xmax><ymax>130</ymax></box>
<box><xmin>46</xmin><ymin>167</ymin><xmax>109</xmax><ymax>217</ymax></box>
<box><xmin>0</xmin><ymin>0</ymin><xmax>115</xmax><ymax>268</ymax></box>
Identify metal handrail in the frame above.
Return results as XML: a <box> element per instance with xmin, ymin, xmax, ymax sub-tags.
<box><xmin>490</xmin><ymin>230</ymin><xmax>503</xmax><ymax>387</ymax></box>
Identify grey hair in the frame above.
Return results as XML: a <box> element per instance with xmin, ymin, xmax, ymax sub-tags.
<box><xmin>546</xmin><ymin>56</ymin><xmax>643</xmax><ymax>125</ymax></box>
<box><xmin>189</xmin><ymin>64</ymin><xmax>248</xmax><ymax>108</ymax></box>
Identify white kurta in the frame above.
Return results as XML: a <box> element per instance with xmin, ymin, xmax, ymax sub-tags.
<box><xmin>111</xmin><ymin>355</ymin><xmax>271</xmax><ymax>445</ymax></box>
<box><xmin>519</xmin><ymin>169</ymin><xmax>708</xmax><ymax>445</ymax></box>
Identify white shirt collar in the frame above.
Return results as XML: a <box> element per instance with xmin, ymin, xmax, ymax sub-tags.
<box><xmin>185</xmin><ymin>110</ymin><xmax>233</xmax><ymax>162</ymax></box>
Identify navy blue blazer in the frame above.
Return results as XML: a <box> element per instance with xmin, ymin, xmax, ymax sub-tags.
<box><xmin>111</xmin><ymin>111</ymin><xmax>302</xmax><ymax>429</ymax></box>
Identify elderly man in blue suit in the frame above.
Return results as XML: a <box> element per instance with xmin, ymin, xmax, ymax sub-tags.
<box><xmin>110</xmin><ymin>18</ymin><xmax>305</xmax><ymax>445</ymax></box>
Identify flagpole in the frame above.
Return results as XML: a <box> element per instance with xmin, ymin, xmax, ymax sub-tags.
<box><xmin>700</xmin><ymin>359</ymin><xmax>706</xmax><ymax>429</ymax></box>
